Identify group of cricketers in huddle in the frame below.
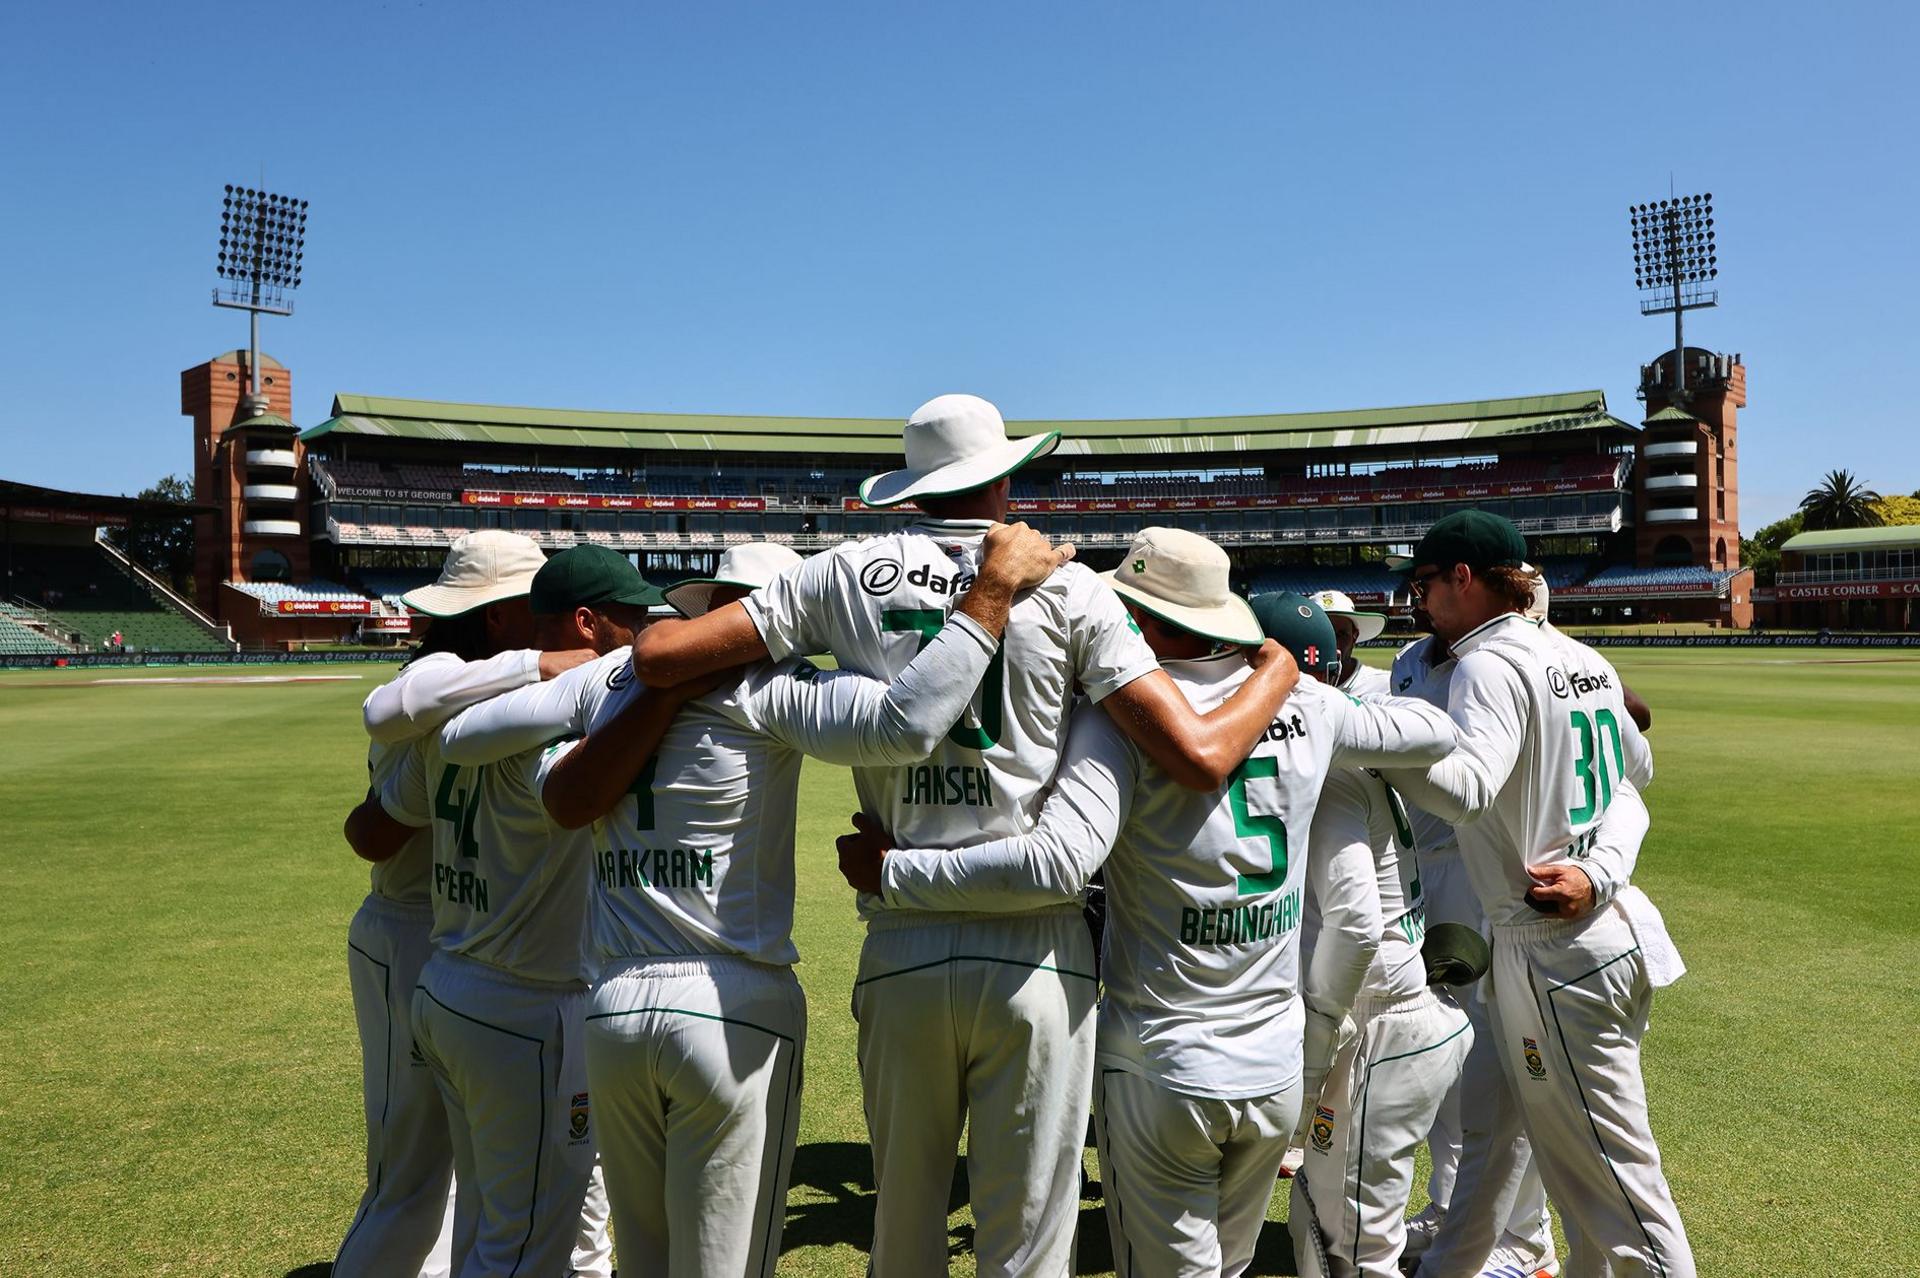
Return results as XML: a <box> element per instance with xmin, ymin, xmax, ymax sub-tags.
<box><xmin>329</xmin><ymin>393</ymin><xmax>1695</xmax><ymax>1278</ymax></box>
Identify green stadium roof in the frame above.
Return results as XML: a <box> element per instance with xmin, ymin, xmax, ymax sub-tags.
<box><xmin>300</xmin><ymin>389</ymin><xmax>1635</xmax><ymax>459</ymax></box>
<box><xmin>1780</xmin><ymin>525</ymin><xmax>1920</xmax><ymax>553</ymax></box>
<box><xmin>1643</xmin><ymin>405</ymin><xmax>1697</xmax><ymax>424</ymax></box>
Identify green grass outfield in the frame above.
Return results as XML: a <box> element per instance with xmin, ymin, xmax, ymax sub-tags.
<box><xmin>2</xmin><ymin>651</ymin><xmax>1917</xmax><ymax>1275</ymax></box>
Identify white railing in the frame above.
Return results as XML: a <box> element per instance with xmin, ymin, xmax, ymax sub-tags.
<box><xmin>92</xmin><ymin>532</ymin><xmax>237</xmax><ymax>649</ymax></box>
<box><xmin>1644</xmin><ymin>473</ymin><xmax>1697</xmax><ymax>491</ymax></box>
<box><xmin>1644</xmin><ymin>441</ymin><xmax>1698</xmax><ymax>459</ymax></box>
<box><xmin>1776</xmin><ymin>565</ymin><xmax>1919</xmax><ymax>585</ymax></box>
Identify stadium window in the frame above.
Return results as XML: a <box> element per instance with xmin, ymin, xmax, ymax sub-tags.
<box><xmin>370</xmin><ymin>504</ymin><xmax>401</xmax><ymax>524</ymax></box>
<box><xmin>586</xmin><ymin>512</ymin><xmax>616</xmax><ymax>532</ymax></box>
<box><xmin>334</xmin><ymin>503</ymin><xmax>363</xmax><ymax>524</ymax></box>
<box><xmin>723</xmin><ymin>513</ymin><xmax>756</xmax><ymax>535</ymax></box>
<box><xmin>514</xmin><ymin>509</ymin><xmax>545</xmax><ymax>531</ymax></box>
<box><xmin>444</xmin><ymin>507</ymin><xmax>476</xmax><ymax>530</ymax></box>
<box><xmin>250</xmin><ymin>549</ymin><xmax>291</xmax><ymax>581</ymax></box>
<box><xmin>404</xmin><ymin>507</ymin><xmax>434</xmax><ymax>526</ymax></box>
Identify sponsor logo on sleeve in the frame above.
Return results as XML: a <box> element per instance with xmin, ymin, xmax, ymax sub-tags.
<box><xmin>608</xmin><ymin>662</ymin><xmax>634</xmax><ymax>691</ymax></box>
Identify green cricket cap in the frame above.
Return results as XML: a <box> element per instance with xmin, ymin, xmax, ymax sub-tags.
<box><xmin>1249</xmin><ymin>592</ymin><xmax>1341</xmax><ymax>680</ymax></box>
<box><xmin>529</xmin><ymin>544</ymin><xmax>664</xmax><ymax>615</ymax></box>
<box><xmin>1423</xmin><ymin>921</ymin><xmax>1492</xmax><ymax>987</ymax></box>
<box><xmin>1392</xmin><ymin>510</ymin><xmax>1529</xmax><ymax>576</ymax></box>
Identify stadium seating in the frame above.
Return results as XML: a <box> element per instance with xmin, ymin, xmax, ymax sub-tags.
<box><xmin>352</xmin><ymin>570</ymin><xmax>437</xmax><ymax>611</ymax></box>
<box><xmin>1245</xmin><ymin>566</ymin><xmax>1402</xmax><ymax>600</ymax></box>
<box><xmin>13</xmin><ymin>543</ymin><xmax>227</xmax><ymax>652</ymax></box>
<box><xmin>227</xmin><ymin>579</ymin><xmax>377</xmax><ymax>612</ymax></box>
<box><xmin>1578</xmin><ymin>565</ymin><xmax>1731</xmax><ymax>588</ymax></box>
<box><xmin>0</xmin><ymin>603</ymin><xmax>73</xmax><ymax>654</ymax></box>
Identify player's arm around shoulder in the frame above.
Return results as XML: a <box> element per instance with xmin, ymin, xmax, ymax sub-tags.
<box><xmin>540</xmin><ymin>664</ymin><xmax>732</xmax><ymax>830</ymax></box>
<box><xmin>1100</xmin><ymin>639</ymin><xmax>1301</xmax><ymax>792</ymax></box>
<box><xmin>362</xmin><ymin>648</ymin><xmax>565</xmax><ymax>745</ymax></box>
<box><xmin>1378</xmin><ymin>647</ymin><xmax>1528</xmax><ymax>824</ymax></box>
<box><xmin>1325</xmin><ymin>684</ymin><xmax>1458</xmax><ymax>770</ymax></box>
<box><xmin>438</xmin><ymin>655</ymin><xmax>610</xmax><ymax>766</ymax></box>
<box><xmin>346</xmin><ymin>741</ymin><xmax>429</xmax><ymax>862</ymax></box>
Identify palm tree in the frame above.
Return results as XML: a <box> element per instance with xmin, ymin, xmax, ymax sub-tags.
<box><xmin>1799</xmin><ymin>470</ymin><xmax>1884</xmax><ymax>530</ymax></box>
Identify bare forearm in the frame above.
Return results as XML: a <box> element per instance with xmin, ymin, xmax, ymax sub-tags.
<box><xmin>632</xmin><ymin>603</ymin><xmax>767</xmax><ymax>688</ymax></box>
<box><xmin>542</xmin><ymin>687</ymin><xmax>691</xmax><ymax>828</ymax></box>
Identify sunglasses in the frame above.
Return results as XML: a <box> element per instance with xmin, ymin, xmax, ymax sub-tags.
<box><xmin>1408</xmin><ymin>568</ymin><xmax>1447</xmax><ymax>600</ymax></box>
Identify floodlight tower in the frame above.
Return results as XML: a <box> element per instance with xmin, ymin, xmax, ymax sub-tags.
<box><xmin>1629</xmin><ymin>193</ymin><xmax>1716</xmax><ymax>400</ymax></box>
<box><xmin>1626</xmin><ymin>191</ymin><xmax>1747</xmax><ymax>589</ymax></box>
<box><xmin>214</xmin><ymin>185</ymin><xmax>308</xmax><ymax>413</ymax></box>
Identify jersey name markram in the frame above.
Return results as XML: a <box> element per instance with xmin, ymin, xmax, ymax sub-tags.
<box><xmin>596</xmin><ymin>846</ymin><xmax>716</xmax><ymax>891</ymax></box>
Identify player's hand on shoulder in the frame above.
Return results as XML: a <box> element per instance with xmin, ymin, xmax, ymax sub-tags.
<box><xmin>980</xmin><ymin>520</ymin><xmax>1076</xmax><ymax>591</ymax></box>
<box><xmin>538</xmin><ymin>648</ymin><xmax>598</xmax><ymax>680</ymax></box>
<box><xmin>835</xmin><ymin>811</ymin><xmax>894</xmax><ymax>896</ymax></box>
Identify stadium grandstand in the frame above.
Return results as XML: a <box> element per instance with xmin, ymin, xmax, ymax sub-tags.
<box><xmin>0</xmin><ymin>478</ymin><xmax>233</xmax><ymax>657</ymax></box>
<box><xmin>173</xmin><ymin>343</ymin><xmax>1763</xmax><ymax>645</ymax></box>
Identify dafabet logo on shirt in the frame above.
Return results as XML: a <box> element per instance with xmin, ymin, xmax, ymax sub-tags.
<box><xmin>860</xmin><ymin>559</ymin><xmax>903</xmax><ymax>596</ymax></box>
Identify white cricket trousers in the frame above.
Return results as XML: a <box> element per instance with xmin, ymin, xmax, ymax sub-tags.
<box><xmin>852</xmin><ymin>906</ymin><xmax>1097</xmax><ymax>1278</ymax></box>
<box><xmin>585</xmin><ymin>955</ymin><xmax>807</xmax><ymax>1278</ymax></box>
<box><xmin>1485</xmin><ymin>907</ymin><xmax>1694</xmax><ymax>1278</ymax></box>
<box><xmin>1093</xmin><ymin>1066</ymin><xmax>1300</xmax><ymax>1278</ymax></box>
<box><xmin>411</xmin><ymin>950</ymin><xmax>612</xmax><ymax>1278</ymax></box>
<box><xmin>1291</xmin><ymin>989</ymin><xmax>1471</xmax><ymax>1278</ymax></box>
<box><xmin>335</xmin><ymin>894</ymin><xmax>457</xmax><ymax>1278</ymax></box>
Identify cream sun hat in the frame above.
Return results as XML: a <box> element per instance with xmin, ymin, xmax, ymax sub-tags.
<box><xmin>1101</xmin><ymin>526</ymin><xmax>1262</xmax><ymax>646</ymax></box>
<box><xmin>401</xmin><ymin>530</ymin><xmax>547</xmax><ymax>618</ymax></box>
<box><xmin>1310</xmin><ymin>588</ymin><xmax>1387</xmax><ymax>642</ymax></box>
<box><xmin>1521</xmin><ymin>561</ymin><xmax>1551</xmax><ymax>622</ymax></box>
<box><xmin>858</xmin><ymin>394</ymin><xmax>1061</xmax><ymax>508</ymax></box>
<box><xmin>663</xmin><ymin>543</ymin><xmax>806</xmax><ymax>618</ymax></box>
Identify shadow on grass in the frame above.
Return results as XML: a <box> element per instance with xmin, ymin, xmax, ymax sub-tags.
<box><xmin>781</xmin><ymin>1141</ymin><xmax>978</xmax><ymax>1258</ymax></box>
<box><xmin>284</xmin><ymin>1266</ymin><xmax>332</xmax><ymax>1278</ymax></box>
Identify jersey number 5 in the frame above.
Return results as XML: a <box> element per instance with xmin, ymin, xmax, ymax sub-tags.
<box><xmin>881</xmin><ymin>608</ymin><xmax>1005</xmax><ymax>750</ymax></box>
<box><xmin>1229</xmin><ymin>755</ymin><xmax>1289</xmax><ymax>895</ymax></box>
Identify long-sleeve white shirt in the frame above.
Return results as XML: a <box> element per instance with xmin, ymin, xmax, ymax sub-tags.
<box><xmin>360</xmin><ymin>650</ymin><xmax>542</xmax><ymax>904</ymax></box>
<box><xmin>1384</xmin><ymin>614</ymin><xmax>1652</xmax><ymax>927</ymax></box>
<box><xmin>432</xmin><ymin>616</ymin><xmax>1000</xmax><ymax>966</ymax></box>
<box><xmin>740</xmin><ymin>517</ymin><xmax>1162</xmax><ymax>920</ymax></box>
<box><xmin>1305</xmin><ymin>767</ymin><xmax>1430</xmax><ymax>1003</ymax></box>
<box><xmin>881</xmin><ymin>658</ymin><xmax>1455</xmax><ymax>1099</ymax></box>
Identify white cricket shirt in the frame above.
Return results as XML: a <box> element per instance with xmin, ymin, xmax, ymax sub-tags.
<box><xmin>1384</xmin><ymin>614</ymin><xmax>1648</xmax><ymax>928</ymax></box>
<box><xmin>1340</xmin><ymin>659</ymin><xmax>1392</xmax><ymax>700</ymax></box>
<box><xmin>741</xmin><ymin>518</ymin><xmax>1161</xmax><ymax>915</ymax></box>
<box><xmin>361</xmin><ymin>651</ymin><xmax>541</xmax><ymax>904</ymax></box>
<box><xmin>437</xmin><ymin>616</ymin><xmax>1000</xmax><ymax>967</ymax></box>
<box><xmin>1305</xmin><ymin>767</ymin><xmax>1428</xmax><ymax>1002</ymax></box>
<box><xmin>1388</xmin><ymin>634</ymin><xmax>1461</xmax><ymax>866</ymax></box>
<box><xmin>880</xmin><ymin>657</ymin><xmax>1457</xmax><ymax>1099</ymax></box>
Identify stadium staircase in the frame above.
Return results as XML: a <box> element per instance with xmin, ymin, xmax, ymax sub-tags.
<box><xmin>16</xmin><ymin>540</ymin><xmax>234</xmax><ymax>653</ymax></box>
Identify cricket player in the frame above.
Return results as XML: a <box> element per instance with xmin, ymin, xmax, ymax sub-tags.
<box><xmin>336</xmin><ymin>530</ymin><xmax>591</xmax><ymax>1278</ymax></box>
<box><xmin>433</xmin><ymin>529</ymin><xmax>1068</xmax><ymax>1277</ymax></box>
<box><xmin>836</xmin><ymin>540</ymin><xmax>1457</xmax><ymax>1278</ymax></box>
<box><xmin>1312</xmin><ymin>589</ymin><xmax>1392</xmax><ymax>699</ymax></box>
<box><xmin>345</xmin><ymin>544</ymin><xmax>665</xmax><ymax>1278</ymax></box>
<box><xmin>629</xmin><ymin>397</ymin><xmax>1302</xmax><ymax>1277</ymax></box>
<box><xmin>1389</xmin><ymin>584</ymin><xmax>1558</xmax><ymax>1278</ymax></box>
<box><xmin>1381</xmin><ymin>512</ymin><xmax>1692</xmax><ymax>1278</ymax></box>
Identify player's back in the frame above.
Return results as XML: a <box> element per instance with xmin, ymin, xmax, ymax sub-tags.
<box><xmin>384</xmin><ymin>731</ymin><xmax>594</xmax><ymax>986</ymax></box>
<box><xmin>1452</xmin><ymin>615</ymin><xmax>1635</xmax><ymax>923</ymax></box>
<box><xmin>1389</xmin><ymin>635</ymin><xmax>1460</xmax><ymax>858</ymax></box>
<box><xmin>1304</xmin><ymin>767</ymin><xmax>1427</xmax><ymax>1001</ymax></box>
<box><xmin>1094</xmin><ymin>661</ymin><xmax>1349</xmax><ymax>1099</ymax></box>
<box><xmin>569</xmin><ymin>651</ymin><xmax>809</xmax><ymax>968</ymax></box>
<box><xmin>744</xmin><ymin>518</ymin><xmax>1157</xmax><ymax>862</ymax></box>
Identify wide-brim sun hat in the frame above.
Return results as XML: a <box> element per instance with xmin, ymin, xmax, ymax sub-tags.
<box><xmin>664</xmin><ymin>542</ymin><xmax>806</xmax><ymax>618</ymax></box>
<box><xmin>1520</xmin><ymin>561</ymin><xmax>1551</xmax><ymax>622</ymax></box>
<box><xmin>858</xmin><ymin>394</ymin><xmax>1062</xmax><ymax>509</ymax></box>
<box><xmin>401</xmin><ymin>530</ymin><xmax>547</xmax><ymax>618</ymax></box>
<box><xmin>1100</xmin><ymin>526</ymin><xmax>1262</xmax><ymax>647</ymax></box>
<box><xmin>1311</xmin><ymin>588</ymin><xmax>1387</xmax><ymax>642</ymax></box>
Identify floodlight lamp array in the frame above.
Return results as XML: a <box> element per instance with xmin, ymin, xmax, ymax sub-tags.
<box><xmin>217</xmin><ymin>184</ymin><xmax>309</xmax><ymax>297</ymax></box>
<box><xmin>1629</xmin><ymin>193</ymin><xmax>1716</xmax><ymax>291</ymax></box>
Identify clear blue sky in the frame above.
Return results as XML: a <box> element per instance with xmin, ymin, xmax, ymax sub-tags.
<box><xmin>2</xmin><ymin>1</ymin><xmax>1913</xmax><ymax>530</ymax></box>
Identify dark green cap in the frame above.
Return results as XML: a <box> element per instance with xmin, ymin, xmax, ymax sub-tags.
<box><xmin>1392</xmin><ymin>510</ymin><xmax>1528</xmax><ymax>576</ymax></box>
<box><xmin>530</xmin><ymin>545</ymin><xmax>664</xmax><ymax>615</ymax></box>
<box><xmin>1249</xmin><ymin>592</ymin><xmax>1340</xmax><ymax>680</ymax></box>
<box><xmin>1423</xmin><ymin>921</ymin><xmax>1492</xmax><ymax>987</ymax></box>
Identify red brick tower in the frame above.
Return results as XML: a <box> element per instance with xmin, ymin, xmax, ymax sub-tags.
<box><xmin>1634</xmin><ymin>347</ymin><xmax>1745</xmax><ymax>571</ymax></box>
<box><xmin>180</xmin><ymin>350</ymin><xmax>309</xmax><ymax>617</ymax></box>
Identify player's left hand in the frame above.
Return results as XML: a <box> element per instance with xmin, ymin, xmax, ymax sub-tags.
<box><xmin>836</xmin><ymin>811</ymin><xmax>893</xmax><ymax>896</ymax></box>
<box><xmin>1525</xmin><ymin>863</ymin><xmax>1597</xmax><ymax>919</ymax></box>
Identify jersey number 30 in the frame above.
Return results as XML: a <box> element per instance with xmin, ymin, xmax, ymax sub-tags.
<box><xmin>1229</xmin><ymin>755</ymin><xmax>1289</xmax><ymax>895</ymax></box>
<box><xmin>1568</xmin><ymin>707</ymin><xmax>1625</xmax><ymax>825</ymax></box>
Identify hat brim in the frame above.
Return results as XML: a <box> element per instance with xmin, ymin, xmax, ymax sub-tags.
<box><xmin>1101</xmin><ymin>572</ymin><xmax>1264</xmax><ymax>647</ymax></box>
<box><xmin>857</xmin><ymin>430</ymin><xmax>1062</xmax><ymax>509</ymax></box>
<box><xmin>1384</xmin><ymin>554</ymin><xmax>1415</xmax><ymax>576</ymax></box>
<box><xmin>662</xmin><ymin>578</ymin><xmax>756</xmax><ymax>619</ymax></box>
<box><xmin>400</xmin><ymin>579</ymin><xmax>534</xmax><ymax>619</ymax></box>
<box><xmin>1327</xmin><ymin>609</ymin><xmax>1388</xmax><ymax>642</ymax></box>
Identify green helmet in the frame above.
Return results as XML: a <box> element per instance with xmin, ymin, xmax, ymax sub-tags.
<box><xmin>1249</xmin><ymin>592</ymin><xmax>1340</xmax><ymax>681</ymax></box>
